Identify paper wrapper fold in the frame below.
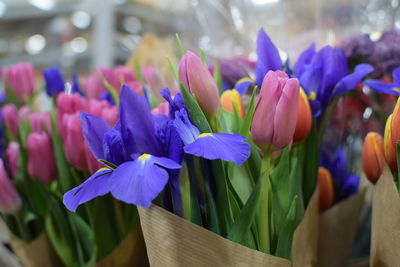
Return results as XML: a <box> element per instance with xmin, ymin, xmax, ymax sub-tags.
<box><xmin>139</xmin><ymin>191</ymin><xmax>318</xmax><ymax>267</ymax></box>
<box><xmin>8</xmin><ymin>232</ymin><xmax>62</xmax><ymax>267</ymax></box>
<box><xmin>317</xmin><ymin>189</ymin><xmax>366</xmax><ymax>267</ymax></box>
<box><xmin>95</xmin><ymin>226</ymin><xmax>149</xmax><ymax>267</ymax></box>
<box><xmin>370</xmin><ymin>166</ymin><xmax>400</xmax><ymax>267</ymax></box>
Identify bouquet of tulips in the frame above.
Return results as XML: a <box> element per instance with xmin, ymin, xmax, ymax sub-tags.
<box><xmin>0</xmin><ymin>28</ymin><xmax>380</xmax><ymax>267</ymax></box>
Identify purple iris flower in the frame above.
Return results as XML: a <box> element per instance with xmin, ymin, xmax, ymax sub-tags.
<box><xmin>173</xmin><ymin>109</ymin><xmax>250</xmax><ymax>165</ymax></box>
<box><xmin>43</xmin><ymin>67</ymin><xmax>65</xmax><ymax>96</ymax></box>
<box><xmin>320</xmin><ymin>148</ymin><xmax>360</xmax><ymax>202</ymax></box>
<box><xmin>100</xmin><ymin>91</ymin><xmax>115</xmax><ymax>105</ymax></box>
<box><xmin>43</xmin><ymin>67</ymin><xmax>82</xmax><ymax>96</ymax></box>
<box><xmin>63</xmin><ymin>85</ymin><xmax>181</xmax><ymax>211</ymax></box>
<box><xmin>363</xmin><ymin>67</ymin><xmax>400</xmax><ymax>95</ymax></box>
<box><xmin>295</xmin><ymin>46</ymin><xmax>373</xmax><ymax>117</ymax></box>
<box><xmin>255</xmin><ymin>28</ymin><xmax>282</xmax><ymax>86</ymax></box>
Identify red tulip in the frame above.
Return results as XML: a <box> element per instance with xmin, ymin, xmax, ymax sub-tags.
<box><xmin>362</xmin><ymin>132</ymin><xmax>385</xmax><ymax>184</ymax></box>
<box><xmin>318</xmin><ymin>167</ymin><xmax>334</xmax><ymax>213</ymax></box>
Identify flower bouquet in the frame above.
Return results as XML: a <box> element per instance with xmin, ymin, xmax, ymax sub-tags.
<box><xmin>60</xmin><ymin>28</ymin><xmax>374</xmax><ymax>266</ymax></box>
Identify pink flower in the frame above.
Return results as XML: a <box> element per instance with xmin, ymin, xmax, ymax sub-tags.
<box><xmin>101</xmin><ymin>106</ymin><xmax>118</xmax><ymax>126</ymax></box>
<box><xmin>62</xmin><ymin>113</ymin><xmax>86</xmax><ymax>170</ymax></box>
<box><xmin>151</xmin><ymin>102</ymin><xmax>169</xmax><ymax>115</ymax></box>
<box><xmin>57</xmin><ymin>92</ymin><xmax>87</xmax><ymax>138</ymax></box>
<box><xmin>6</xmin><ymin>142</ymin><xmax>19</xmax><ymax>179</ymax></box>
<box><xmin>27</xmin><ymin>132</ymin><xmax>57</xmax><ymax>184</ymax></box>
<box><xmin>0</xmin><ymin>159</ymin><xmax>21</xmax><ymax>214</ymax></box>
<box><xmin>1</xmin><ymin>62</ymin><xmax>35</xmax><ymax>104</ymax></box>
<box><xmin>2</xmin><ymin>104</ymin><xmax>19</xmax><ymax>137</ymax></box>
<box><xmin>18</xmin><ymin>106</ymin><xmax>31</xmax><ymax>122</ymax></box>
<box><xmin>179</xmin><ymin>51</ymin><xmax>220</xmax><ymax>117</ymax></box>
<box><xmin>251</xmin><ymin>70</ymin><xmax>300</xmax><ymax>151</ymax></box>
<box><xmin>84</xmin><ymin>143</ymin><xmax>102</xmax><ymax>173</ymax></box>
<box><xmin>29</xmin><ymin>112</ymin><xmax>51</xmax><ymax>133</ymax></box>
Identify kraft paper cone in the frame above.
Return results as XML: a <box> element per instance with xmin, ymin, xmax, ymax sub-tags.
<box><xmin>95</xmin><ymin>226</ymin><xmax>149</xmax><ymax>267</ymax></box>
<box><xmin>317</xmin><ymin>188</ymin><xmax>366</xmax><ymax>267</ymax></box>
<box><xmin>139</xmin><ymin>190</ymin><xmax>319</xmax><ymax>267</ymax></box>
<box><xmin>370</xmin><ymin>166</ymin><xmax>400</xmax><ymax>267</ymax></box>
<box><xmin>9</xmin><ymin>232</ymin><xmax>62</xmax><ymax>267</ymax></box>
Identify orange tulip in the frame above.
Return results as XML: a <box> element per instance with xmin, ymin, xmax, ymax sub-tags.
<box><xmin>362</xmin><ymin>132</ymin><xmax>384</xmax><ymax>184</ymax></box>
<box><xmin>385</xmin><ymin>114</ymin><xmax>397</xmax><ymax>172</ymax></box>
<box><xmin>220</xmin><ymin>89</ymin><xmax>245</xmax><ymax>119</ymax></box>
<box><xmin>391</xmin><ymin>97</ymin><xmax>400</xmax><ymax>145</ymax></box>
<box><xmin>318</xmin><ymin>167</ymin><xmax>334</xmax><ymax>213</ymax></box>
<box><xmin>293</xmin><ymin>89</ymin><xmax>312</xmax><ymax>143</ymax></box>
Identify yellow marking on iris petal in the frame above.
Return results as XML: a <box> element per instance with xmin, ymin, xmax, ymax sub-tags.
<box><xmin>309</xmin><ymin>92</ymin><xmax>317</xmax><ymax>100</ymax></box>
<box><xmin>198</xmin><ymin>133</ymin><xmax>213</xmax><ymax>138</ymax></box>
<box><xmin>139</xmin><ymin>153</ymin><xmax>151</xmax><ymax>162</ymax></box>
<box><xmin>394</xmin><ymin>87</ymin><xmax>400</xmax><ymax>93</ymax></box>
<box><xmin>97</xmin><ymin>167</ymin><xmax>109</xmax><ymax>172</ymax></box>
<box><xmin>237</xmin><ymin>77</ymin><xmax>254</xmax><ymax>83</ymax></box>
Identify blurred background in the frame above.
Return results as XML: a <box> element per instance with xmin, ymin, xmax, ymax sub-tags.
<box><xmin>0</xmin><ymin>0</ymin><xmax>399</xmax><ymax>75</ymax></box>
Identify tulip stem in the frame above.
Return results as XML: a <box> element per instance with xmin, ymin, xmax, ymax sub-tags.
<box><xmin>14</xmin><ymin>211</ymin><xmax>31</xmax><ymax>241</ymax></box>
<box><xmin>257</xmin><ymin>153</ymin><xmax>272</xmax><ymax>253</ymax></box>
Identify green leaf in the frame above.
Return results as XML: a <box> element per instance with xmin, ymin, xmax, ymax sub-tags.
<box><xmin>227</xmin><ymin>163</ymin><xmax>253</xmax><ymax>205</ymax></box>
<box><xmin>98</xmin><ymin>159</ymin><xmax>117</xmax><ymax>170</ymax></box>
<box><xmin>204</xmin><ymin>181</ymin><xmax>221</xmax><ymax>235</ymax></box>
<box><xmin>97</xmin><ymin>71</ymin><xmax>119</xmax><ymax>106</ymax></box>
<box><xmin>166</xmin><ymin>56</ymin><xmax>179</xmax><ymax>82</ymax></box>
<box><xmin>134</xmin><ymin>59</ymin><xmax>145</xmax><ymax>83</ymax></box>
<box><xmin>180</xmin><ymin>83</ymin><xmax>212</xmax><ymax>132</ymax></box>
<box><xmin>50</xmin><ymin>108</ymin><xmax>73</xmax><ymax>193</ymax></box>
<box><xmin>200</xmin><ymin>49</ymin><xmax>207</xmax><ymax>66</ymax></box>
<box><xmin>175</xmin><ymin>33</ymin><xmax>185</xmax><ymax>57</ymax></box>
<box><xmin>275</xmin><ymin>196</ymin><xmax>301</xmax><ymax>259</ymax></box>
<box><xmin>213</xmin><ymin>61</ymin><xmax>223</xmax><ymax>95</ymax></box>
<box><xmin>239</xmin><ymin>87</ymin><xmax>257</xmax><ymax>137</ymax></box>
<box><xmin>5</xmin><ymin>82</ymin><xmax>20</xmax><ymax>107</ymax></box>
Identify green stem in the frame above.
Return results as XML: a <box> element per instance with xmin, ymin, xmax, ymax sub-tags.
<box><xmin>113</xmin><ymin>199</ymin><xmax>126</xmax><ymax>238</ymax></box>
<box><xmin>257</xmin><ymin>154</ymin><xmax>272</xmax><ymax>253</ymax></box>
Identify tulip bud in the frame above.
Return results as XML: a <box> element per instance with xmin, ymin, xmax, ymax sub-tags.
<box><xmin>101</xmin><ymin>106</ymin><xmax>118</xmax><ymax>127</ymax></box>
<box><xmin>84</xmin><ymin>143</ymin><xmax>103</xmax><ymax>173</ymax></box>
<box><xmin>384</xmin><ymin>114</ymin><xmax>397</xmax><ymax>172</ymax></box>
<box><xmin>29</xmin><ymin>112</ymin><xmax>51</xmax><ymax>133</ymax></box>
<box><xmin>18</xmin><ymin>106</ymin><xmax>31</xmax><ymax>122</ymax></box>
<box><xmin>0</xmin><ymin>159</ymin><xmax>21</xmax><ymax>214</ymax></box>
<box><xmin>318</xmin><ymin>167</ymin><xmax>334</xmax><ymax>213</ymax></box>
<box><xmin>251</xmin><ymin>70</ymin><xmax>300</xmax><ymax>151</ymax></box>
<box><xmin>220</xmin><ymin>89</ymin><xmax>245</xmax><ymax>119</ymax></box>
<box><xmin>1</xmin><ymin>62</ymin><xmax>35</xmax><ymax>104</ymax></box>
<box><xmin>6</xmin><ymin>142</ymin><xmax>19</xmax><ymax>179</ymax></box>
<box><xmin>2</xmin><ymin>104</ymin><xmax>19</xmax><ymax>137</ymax></box>
<box><xmin>151</xmin><ymin>102</ymin><xmax>169</xmax><ymax>116</ymax></box>
<box><xmin>84</xmin><ymin>68</ymin><xmax>114</xmax><ymax>99</ymax></box>
<box><xmin>57</xmin><ymin>92</ymin><xmax>87</xmax><ymax>138</ymax></box>
<box><xmin>293</xmin><ymin>88</ymin><xmax>312</xmax><ymax>143</ymax></box>
<box><xmin>179</xmin><ymin>51</ymin><xmax>220</xmax><ymax>117</ymax></box>
<box><xmin>88</xmin><ymin>99</ymin><xmax>110</xmax><ymax>117</ymax></box>
<box><xmin>362</xmin><ymin>132</ymin><xmax>385</xmax><ymax>184</ymax></box>
<box><xmin>27</xmin><ymin>132</ymin><xmax>57</xmax><ymax>184</ymax></box>
<box><xmin>112</xmin><ymin>66</ymin><xmax>136</xmax><ymax>90</ymax></box>
<box><xmin>63</xmin><ymin>113</ymin><xmax>86</xmax><ymax>170</ymax></box>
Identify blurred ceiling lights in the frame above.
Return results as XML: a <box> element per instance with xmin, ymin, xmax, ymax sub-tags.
<box><xmin>25</xmin><ymin>34</ymin><xmax>46</xmax><ymax>55</ymax></box>
<box><xmin>123</xmin><ymin>16</ymin><xmax>142</xmax><ymax>34</ymax></box>
<box><xmin>70</xmin><ymin>37</ymin><xmax>88</xmax><ymax>53</ymax></box>
<box><xmin>28</xmin><ymin>0</ymin><xmax>55</xmax><ymax>10</ymax></box>
<box><xmin>71</xmin><ymin>10</ymin><xmax>91</xmax><ymax>29</ymax></box>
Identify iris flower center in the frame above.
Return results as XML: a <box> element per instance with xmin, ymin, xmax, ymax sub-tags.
<box><xmin>198</xmin><ymin>133</ymin><xmax>213</xmax><ymax>138</ymax></box>
<box><xmin>139</xmin><ymin>153</ymin><xmax>151</xmax><ymax>162</ymax></box>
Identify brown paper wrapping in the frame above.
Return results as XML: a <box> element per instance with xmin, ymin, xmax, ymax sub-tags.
<box><xmin>317</xmin><ymin>189</ymin><xmax>366</xmax><ymax>267</ymax></box>
<box><xmin>370</xmin><ymin>166</ymin><xmax>400</xmax><ymax>267</ymax></box>
<box><xmin>8</xmin><ymin>232</ymin><xmax>62</xmax><ymax>267</ymax></box>
<box><xmin>95</xmin><ymin>226</ymin><xmax>149</xmax><ymax>267</ymax></box>
<box><xmin>139</xmin><ymin>191</ymin><xmax>319</xmax><ymax>267</ymax></box>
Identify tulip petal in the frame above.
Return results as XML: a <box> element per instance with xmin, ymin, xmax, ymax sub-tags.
<box><xmin>183</xmin><ymin>133</ymin><xmax>250</xmax><ymax>165</ymax></box>
<box><xmin>63</xmin><ymin>168</ymin><xmax>113</xmax><ymax>212</ymax></box>
<box><xmin>272</xmin><ymin>78</ymin><xmax>299</xmax><ymax>148</ymax></box>
<box><xmin>119</xmin><ymin>85</ymin><xmax>162</xmax><ymax>156</ymax></box>
<box><xmin>332</xmin><ymin>64</ymin><xmax>374</xmax><ymax>98</ymax></box>
<box><xmin>79</xmin><ymin>112</ymin><xmax>111</xmax><ymax>159</ymax></box>
<box><xmin>110</xmin><ymin>156</ymin><xmax>180</xmax><ymax>208</ymax></box>
<box><xmin>255</xmin><ymin>28</ymin><xmax>282</xmax><ymax>86</ymax></box>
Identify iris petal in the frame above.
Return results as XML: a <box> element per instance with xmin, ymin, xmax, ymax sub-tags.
<box><xmin>173</xmin><ymin>109</ymin><xmax>200</xmax><ymax>145</ymax></box>
<box><xmin>79</xmin><ymin>112</ymin><xmax>110</xmax><ymax>159</ymax></box>
<box><xmin>63</xmin><ymin>168</ymin><xmax>113</xmax><ymax>212</ymax></box>
<box><xmin>184</xmin><ymin>133</ymin><xmax>250</xmax><ymax>165</ymax></box>
<box><xmin>294</xmin><ymin>43</ymin><xmax>316</xmax><ymax>77</ymax></box>
<box><xmin>110</xmin><ymin>155</ymin><xmax>180</xmax><ymax>208</ymax></box>
<box><xmin>332</xmin><ymin>64</ymin><xmax>373</xmax><ymax>98</ymax></box>
<box><xmin>363</xmin><ymin>80</ymin><xmax>400</xmax><ymax>95</ymax></box>
<box><xmin>393</xmin><ymin>67</ymin><xmax>400</xmax><ymax>85</ymax></box>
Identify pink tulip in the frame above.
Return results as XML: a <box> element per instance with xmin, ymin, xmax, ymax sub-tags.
<box><xmin>112</xmin><ymin>66</ymin><xmax>136</xmax><ymax>89</ymax></box>
<box><xmin>101</xmin><ymin>106</ymin><xmax>118</xmax><ymax>126</ymax></box>
<box><xmin>62</xmin><ymin>113</ymin><xmax>86</xmax><ymax>170</ymax></box>
<box><xmin>251</xmin><ymin>70</ymin><xmax>300</xmax><ymax>151</ymax></box>
<box><xmin>142</xmin><ymin>67</ymin><xmax>163</xmax><ymax>93</ymax></box>
<box><xmin>87</xmin><ymin>99</ymin><xmax>110</xmax><ymax>117</ymax></box>
<box><xmin>1</xmin><ymin>62</ymin><xmax>35</xmax><ymax>104</ymax></box>
<box><xmin>57</xmin><ymin>92</ymin><xmax>87</xmax><ymax>138</ymax></box>
<box><xmin>2</xmin><ymin>104</ymin><xmax>19</xmax><ymax>137</ymax></box>
<box><xmin>29</xmin><ymin>112</ymin><xmax>51</xmax><ymax>133</ymax></box>
<box><xmin>27</xmin><ymin>132</ymin><xmax>57</xmax><ymax>184</ymax></box>
<box><xmin>179</xmin><ymin>51</ymin><xmax>220</xmax><ymax>117</ymax></box>
<box><xmin>6</xmin><ymin>142</ymin><xmax>19</xmax><ymax>179</ymax></box>
<box><xmin>0</xmin><ymin>159</ymin><xmax>21</xmax><ymax>214</ymax></box>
